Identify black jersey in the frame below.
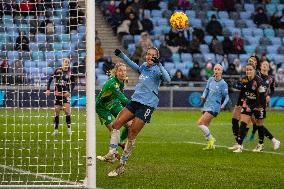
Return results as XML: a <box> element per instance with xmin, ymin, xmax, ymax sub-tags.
<box><xmin>47</xmin><ymin>68</ymin><xmax>76</xmax><ymax>96</ymax></box>
<box><xmin>239</xmin><ymin>75</ymin><xmax>266</xmax><ymax>109</ymax></box>
<box><xmin>260</xmin><ymin>73</ymin><xmax>275</xmax><ymax>96</ymax></box>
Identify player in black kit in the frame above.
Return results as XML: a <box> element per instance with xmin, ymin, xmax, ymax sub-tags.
<box><xmin>46</xmin><ymin>58</ymin><xmax>76</xmax><ymax>136</ymax></box>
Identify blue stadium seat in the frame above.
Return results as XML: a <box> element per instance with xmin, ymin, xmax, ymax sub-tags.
<box><xmin>35</xmin><ymin>34</ymin><xmax>46</xmax><ymax>44</ymax></box>
<box><xmin>264</xmin><ymin>28</ymin><xmax>275</xmax><ymax>37</ymax></box>
<box><xmin>159</xmin><ymin>1</ymin><xmax>168</xmax><ymax>10</ymax></box>
<box><xmin>50</xmin><ymin>16</ymin><xmax>61</xmax><ymax>25</ymax></box>
<box><xmin>207</xmin><ymin>11</ymin><xmax>217</xmax><ymax>19</ymax></box>
<box><xmin>221</xmin><ymin>19</ymin><xmax>235</xmax><ymax>28</ymax></box>
<box><xmin>37</xmin><ymin>61</ymin><xmax>47</xmax><ymax>68</ymax></box>
<box><xmin>7</xmin><ymin>51</ymin><xmax>19</xmax><ymax>61</ymax></box>
<box><xmin>53</xmin><ymin>43</ymin><xmax>63</xmax><ymax>51</ymax></box>
<box><xmin>218</xmin><ymin>11</ymin><xmax>229</xmax><ymax>19</ymax></box>
<box><xmin>29</xmin><ymin>42</ymin><xmax>39</xmax><ymax>51</ymax></box>
<box><xmin>183</xmin><ymin>61</ymin><xmax>193</xmax><ymax>69</ymax></box>
<box><xmin>157</xmin><ymin>18</ymin><xmax>169</xmax><ymax>26</ymax></box>
<box><xmin>186</xmin><ymin>10</ymin><xmax>196</xmax><ymax>18</ymax></box>
<box><xmin>203</xmin><ymin>53</ymin><xmax>216</xmax><ymax>63</ymax></box>
<box><xmin>134</xmin><ymin>35</ymin><xmax>141</xmax><ymax>44</ymax></box>
<box><xmin>24</xmin><ymin>67</ymin><xmax>39</xmax><ymax>75</ymax></box>
<box><xmin>181</xmin><ymin>68</ymin><xmax>189</xmax><ymax>76</ymax></box>
<box><xmin>246</xmin><ymin>36</ymin><xmax>260</xmax><ymax>45</ymax></box>
<box><xmin>217</xmin><ymin>35</ymin><xmax>224</xmax><ymax>41</ymax></box>
<box><xmin>267</xmin><ymin>45</ymin><xmax>279</xmax><ymax>54</ymax></box>
<box><xmin>45</xmin><ymin>51</ymin><xmax>56</xmax><ymax>61</ymax></box>
<box><xmin>244</xmin><ymin>4</ymin><xmax>255</xmax><ymax>12</ymax></box>
<box><xmin>59</xmin><ymin>34</ymin><xmax>71</xmax><ymax>42</ymax></box>
<box><xmin>153</xmin><ymin>40</ymin><xmax>161</xmax><ymax>48</ymax></box>
<box><xmin>270</xmin><ymin>37</ymin><xmax>282</xmax><ymax>45</ymax></box>
<box><xmin>164</xmin><ymin>62</ymin><xmax>175</xmax><ymax>72</ymax></box>
<box><xmin>70</xmin><ymin>33</ymin><xmax>80</xmax><ymax>43</ymax></box>
<box><xmin>62</xmin><ymin>43</ymin><xmax>71</xmax><ymax>50</ymax></box>
<box><xmin>266</xmin><ymin>4</ymin><xmax>277</xmax><ymax>15</ymax></box>
<box><xmin>204</xmin><ymin>35</ymin><xmax>213</xmax><ymax>44</ymax></box>
<box><xmin>239</xmin><ymin>54</ymin><xmax>250</xmax><ymax>65</ymax></box>
<box><xmin>271</xmin><ymin>54</ymin><xmax>283</xmax><ymax>63</ymax></box>
<box><xmin>175</xmin><ymin>63</ymin><xmax>187</xmax><ymax>70</ymax></box>
<box><xmin>127</xmin><ymin>43</ymin><xmax>136</xmax><ymax>55</ymax></box>
<box><xmin>55</xmin><ymin>25</ymin><xmax>66</xmax><ymax>34</ymax></box>
<box><xmin>253</xmin><ymin>28</ymin><xmax>263</xmax><ymax>37</ymax></box>
<box><xmin>121</xmin><ymin>35</ymin><xmax>134</xmax><ymax>48</ymax></box>
<box><xmin>181</xmin><ymin>53</ymin><xmax>192</xmax><ymax>62</ymax></box>
<box><xmin>242</xmin><ymin>28</ymin><xmax>253</xmax><ymax>36</ymax></box>
<box><xmin>162</xmin><ymin>26</ymin><xmax>171</xmax><ymax>34</ymax></box>
<box><xmin>151</xmin><ymin>10</ymin><xmax>162</xmax><ymax>18</ymax></box>
<box><xmin>55</xmin><ymin>51</ymin><xmax>70</xmax><ymax>60</ymax></box>
<box><xmin>32</xmin><ymin>51</ymin><xmax>44</xmax><ymax>61</ymax></box>
<box><xmin>97</xmin><ymin>74</ymin><xmax>109</xmax><ymax>87</ymax></box>
<box><xmin>172</xmin><ymin>53</ymin><xmax>181</xmax><ymax>63</ymax></box>
<box><xmin>229</xmin><ymin>27</ymin><xmax>241</xmax><ymax>36</ymax></box>
<box><xmin>200</xmin><ymin>44</ymin><xmax>209</xmax><ymax>54</ymax></box>
<box><xmin>41</xmin><ymin>67</ymin><xmax>54</xmax><ymax>75</ymax></box>
<box><xmin>24</xmin><ymin>60</ymin><xmax>37</xmax><ymax>68</ymax></box>
<box><xmin>169</xmin><ymin>68</ymin><xmax>177</xmax><ymax>77</ymax></box>
<box><xmin>240</xmin><ymin>11</ymin><xmax>251</xmax><ymax>19</ymax></box>
<box><xmin>95</xmin><ymin>68</ymin><xmax>104</xmax><ymax>75</ymax></box>
<box><xmin>244</xmin><ymin>45</ymin><xmax>256</xmax><ymax>54</ymax></box>
<box><xmin>18</xmin><ymin>24</ymin><xmax>30</xmax><ymax>34</ymax></box>
<box><xmin>144</xmin><ymin>9</ymin><xmax>151</xmax><ymax>18</ymax></box>
<box><xmin>245</xmin><ymin>20</ymin><xmax>257</xmax><ymax>28</ymax></box>
<box><xmin>190</xmin><ymin>18</ymin><xmax>202</xmax><ymax>28</ymax></box>
<box><xmin>54</xmin><ymin>9</ymin><xmax>68</xmax><ymax>18</ymax></box>
<box><xmin>0</xmin><ymin>32</ymin><xmax>10</xmax><ymax>43</ymax></box>
<box><xmin>2</xmin><ymin>15</ymin><xmax>13</xmax><ymax>24</ymax></box>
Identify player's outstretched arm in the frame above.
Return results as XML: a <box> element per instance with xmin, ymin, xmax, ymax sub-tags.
<box><xmin>221</xmin><ymin>83</ymin><xmax>230</xmax><ymax>109</ymax></box>
<box><xmin>114</xmin><ymin>49</ymin><xmax>140</xmax><ymax>73</ymax></box>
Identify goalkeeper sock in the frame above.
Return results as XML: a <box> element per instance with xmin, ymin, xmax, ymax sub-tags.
<box><xmin>263</xmin><ymin>126</ymin><xmax>273</xmax><ymax>140</ymax></box>
<box><xmin>120</xmin><ymin>127</ymin><xmax>128</xmax><ymax>144</ymax></box>
<box><xmin>54</xmin><ymin>115</ymin><xmax>59</xmax><ymax>130</ymax></box>
<box><xmin>252</xmin><ymin>123</ymin><xmax>258</xmax><ymax>135</ymax></box>
<box><xmin>232</xmin><ymin>118</ymin><xmax>239</xmax><ymax>143</ymax></box>
<box><xmin>66</xmin><ymin>115</ymin><xmax>71</xmax><ymax>128</ymax></box>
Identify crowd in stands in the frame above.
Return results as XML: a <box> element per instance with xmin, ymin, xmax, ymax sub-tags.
<box><xmin>0</xmin><ymin>0</ymin><xmax>86</xmax><ymax>86</ymax></box>
<box><xmin>96</xmin><ymin>0</ymin><xmax>284</xmax><ymax>87</ymax></box>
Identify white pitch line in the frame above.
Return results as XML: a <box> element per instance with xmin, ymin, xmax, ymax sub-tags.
<box><xmin>97</xmin><ymin>140</ymin><xmax>284</xmax><ymax>156</ymax></box>
<box><xmin>0</xmin><ymin>164</ymin><xmax>84</xmax><ymax>186</ymax></box>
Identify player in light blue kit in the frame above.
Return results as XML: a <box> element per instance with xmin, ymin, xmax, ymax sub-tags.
<box><xmin>99</xmin><ymin>47</ymin><xmax>171</xmax><ymax>177</ymax></box>
<box><xmin>197</xmin><ymin>64</ymin><xmax>229</xmax><ymax>150</ymax></box>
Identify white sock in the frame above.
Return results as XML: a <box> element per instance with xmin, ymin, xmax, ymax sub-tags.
<box><xmin>198</xmin><ymin>125</ymin><xmax>212</xmax><ymax>140</ymax></box>
<box><xmin>272</xmin><ymin>138</ymin><xmax>278</xmax><ymax>143</ymax></box>
<box><xmin>109</xmin><ymin>129</ymin><xmax>120</xmax><ymax>153</ymax></box>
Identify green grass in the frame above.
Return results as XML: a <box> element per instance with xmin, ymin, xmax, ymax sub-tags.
<box><xmin>1</xmin><ymin>109</ymin><xmax>284</xmax><ymax>188</ymax></box>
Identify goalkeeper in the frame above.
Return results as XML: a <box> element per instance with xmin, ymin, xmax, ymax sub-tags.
<box><xmin>46</xmin><ymin>58</ymin><xmax>76</xmax><ymax>136</ymax></box>
<box><xmin>96</xmin><ymin>62</ymin><xmax>131</xmax><ymax>153</ymax></box>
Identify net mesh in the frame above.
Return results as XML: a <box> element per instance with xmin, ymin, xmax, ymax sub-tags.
<box><xmin>0</xmin><ymin>0</ymin><xmax>86</xmax><ymax>186</ymax></box>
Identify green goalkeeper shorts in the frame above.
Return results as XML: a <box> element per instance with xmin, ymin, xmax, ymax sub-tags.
<box><xmin>96</xmin><ymin>103</ymin><xmax>124</xmax><ymax>126</ymax></box>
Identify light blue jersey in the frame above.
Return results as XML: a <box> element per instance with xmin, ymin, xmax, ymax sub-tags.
<box><xmin>117</xmin><ymin>52</ymin><xmax>171</xmax><ymax>108</ymax></box>
<box><xmin>202</xmin><ymin>77</ymin><xmax>229</xmax><ymax>113</ymax></box>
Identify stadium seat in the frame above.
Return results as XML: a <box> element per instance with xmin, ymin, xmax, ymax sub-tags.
<box><xmin>32</xmin><ymin>51</ymin><xmax>44</xmax><ymax>61</ymax></box>
<box><xmin>53</xmin><ymin>43</ymin><xmax>63</xmax><ymax>51</ymax></box>
<box><xmin>270</xmin><ymin>37</ymin><xmax>282</xmax><ymax>45</ymax></box>
<box><xmin>246</xmin><ymin>36</ymin><xmax>260</xmax><ymax>45</ymax></box>
<box><xmin>253</xmin><ymin>28</ymin><xmax>263</xmax><ymax>37</ymax></box>
<box><xmin>203</xmin><ymin>53</ymin><xmax>216</xmax><ymax>63</ymax></box>
<box><xmin>264</xmin><ymin>28</ymin><xmax>275</xmax><ymax>37</ymax></box>
<box><xmin>121</xmin><ymin>35</ymin><xmax>134</xmax><ymax>48</ymax></box>
<box><xmin>228</xmin><ymin>54</ymin><xmax>239</xmax><ymax>63</ymax></box>
<box><xmin>204</xmin><ymin>35</ymin><xmax>213</xmax><ymax>44</ymax></box>
<box><xmin>41</xmin><ymin>67</ymin><xmax>54</xmax><ymax>75</ymax></box>
<box><xmin>45</xmin><ymin>51</ymin><xmax>56</xmax><ymax>61</ymax></box>
<box><xmin>207</xmin><ymin>11</ymin><xmax>217</xmax><ymax>19</ymax></box>
<box><xmin>97</xmin><ymin>74</ymin><xmax>109</xmax><ymax>87</ymax></box>
<box><xmin>235</xmin><ymin>20</ymin><xmax>247</xmax><ymax>28</ymax></box>
<box><xmin>20</xmin><ymin>51</ymin><xmax>31</xmax><ymax>60</ymax></box>
<box><xmin>59</xmin><ymin>34</ymin><xmax>71</xmax><ymax>42</ymax></box>
<box><xmin>7</xmin><ymin>51</ymin><xmax>20</xmax><ymax>61</ymax></box>
<box><xmin>157</xmin><ymin>18</ymin><xmax>169</xmax><ymax>26</ymax></box>
<box><xmin>151</xmin><ymin>10</ymin><xmax>162</xmax><ymax>18</ymax></box>
<box><xmin>144</xmin><ymin>9</ymin><xmax>151</xmax><ymax>18</ymax></box>
<box><xmin>181</xmin><ymin>53</ymin><xmax>192</xmax><ymax>62</ymax></box>
<box><xmin>192</xmin><ymin>53</ymin><xmax>204</xmax><ymax>65</ymax></box>
<box><xmin>245</xmin><ymin>20</ymin><xmax>257</xmax><ymax>28</ymax></box>
<box><xmin>134</xmin><ymin>35</ymin><xmax>141</xmax><ymax>44</ymax></box>
<box><xmin>239</xmin><ymin>54</ymin><xmax>250</xmax><ymax>65</ymax></box>
<box><xmin>242</xmin><ymin>28</ymin><xmax>253</xmax><ymax>36</ymax></box>
<box><xmin>35</xmin><ymin>34</ymin><xmax>46</xmax><ymax>44</ymax></box>
<box><xmin>244</xmin><ymin>4</ymin><xmax>255</xmax><ymax>12</ymax></box>
<box><xmin>164</xmin><ymin>62</ymin><xmax>175</xmax><ymax>72</ymax></box>
<box><xmin>172</xmin><ymin>53</ymin><xmax>181</xmax><ymax>63</ymax></box>
<box><xmin>24</xmin><ymin>60</ymin><xmax>37</xmax><ymax>68</ymax></box>
<box><xmin>175</xmin><ymin>63</ymin><xmax>187</xmax><ymax>70</ymax></box>
<box><xmin>2</xmin><ymin>15</ymin><xmax>13</xmax><ymax>25</ymax></box>
<box><xmin>55</xmin><ymin>25</ymin><xmax>66</xmax><ymax>34</ymax></box>
<box><xmin>200</xmin><ymin>44</ymin><xmax>209</xmax><ymax>54</ymax></box>
<box><xmin>221</xmin><ymin>19</ymin><xmax>235</xmax><ymax>28</ymax></box>
<box><xmin>240</xmin><ymin>12</ymin><xmax>251</xmax><ymax>19</ymax></box>
<box><xmin>127</xmin><ymin>43</ymin><xmax>136</xmax><ymax>55</ymax></box>
<box><xmin>186</xmin><ymin>10</ymin><xmax>196</xmax><ymax>18</ymax></box>
<box><xmin>267</xmin><ymin>45</ymin><xmax>279</xmax><ymax>54</ymax></box>
<box><xmin>259</xmin><ymin>37</ymin><xmax>272</xmax><ymax>46</ymax></box>
<box><xmin>266</xmin><ymin>4</ymin><xmax>277</xmax><ymax>15</ymax></box>
<box><xmin>37</xmin><ymin>61</ymin><xmax>47</xmax><ymax>68</ymax></box>
<box><xmin>218</xmin><ymin>11</ymin><xmax>229</xmax><ymax>19</ymax></box>
<box><xmin>244</xmin><ymin>45</ymin><xmax>256</xmax><ymax>54</ymax></box>
<box><xmin>190</xmin><ymin>18</ymin><xmax>202</xmax><ymax>28</ymax></box>
<box><xmin>29</xmin><ymin>42</ymin><xmax>39</xmax><ymax>51</ymax></box>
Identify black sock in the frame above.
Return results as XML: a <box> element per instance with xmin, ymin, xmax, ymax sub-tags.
<box><xmin>66</xmin><ymin>115</ymin><xmax>71</xmax><ymax>128</ymax></box>
<box><xmin>252</xmin><ymin>123</ymin><xmax>258</xmax><ymax>134</ymax></box>
<box><xmin>263</xmin><ymin>126</ymin><xmax>273</xmax><ymax>140</ymax></box>
<box><xmin>258</xmin><ymin>126</ymin><xmax>264</xmax><ymax>144</ymax></box>
<box><xmin>238</xmin><ymin>122</ymin><xmax>247</xmax><ymax>145</ymax></box>
<box><xmin>232</xmin><ymin>118</ymin><xmax>239</xmax><ymax>143</ymax></box>
<box><xmin>54</xmin><ymin>115</ymin><xmax>59</xmax><ymax>130</ymax></box>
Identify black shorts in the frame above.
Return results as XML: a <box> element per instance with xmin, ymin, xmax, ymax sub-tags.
<box><xmin>241</xmin><ymin>107</ymin><xmax>266</xmax><ymax>119</ymax></box>
<box><xmin>203</xmin><ymin>111</ymin><xmax>218</xmax><ymax>117</ymax></box>
<box><xmin>125</xmin><ymin>101</ymin><xmax>155</xmax><ymax>123</ymax></box>
<box><xmin>55</xmin><ymin>96</ymin><xmax>70</xmax><ymax>106</ymax></box>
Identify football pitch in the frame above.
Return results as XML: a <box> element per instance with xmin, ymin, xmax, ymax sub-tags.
<box><xmin>1</xmin><ymin>109</ymin><xmax>284</xmax><ymax>188</ymax></box>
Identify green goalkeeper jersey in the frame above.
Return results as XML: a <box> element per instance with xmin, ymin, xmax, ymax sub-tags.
<box><xmin>96</xmin><ymin>76</ymin><xmax>129</xmax><ymax>109</ymax></box>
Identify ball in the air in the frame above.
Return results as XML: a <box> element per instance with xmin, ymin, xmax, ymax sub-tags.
<box><xmin>170</xmin><ymin>12</ymin><xmax>188</xmax><ymax>30</ymax></box>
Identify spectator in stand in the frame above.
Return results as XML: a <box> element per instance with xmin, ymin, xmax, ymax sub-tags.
<box><xmin>192</xmin><ymin>27</ymin><xmax>205</xmax><ymax>44</ymax></box>
<box><xmin>107</xmin><ymin>0</ymin><xmax>116</xmax><ymax>17</ymax></box>
<box><xmin>223</xmin><ymin>0</ymin><xmax>235</xmax><ymax>12</ymax></box>
<box><xmin>116</xmin><ymin>18</ymin><xmax>130</xmax><ymax>40</ymax></box>
<box><xmin>128</xmin><ymin>12</ymin><xmax>143</xmax><ymax>35</ymax></box>
<box><xmin>0</xmin><ymin>58</ymin><xmax>9</xmax><ymax>84</ymax></box>
<box><xmin>95</xmin><ymin>39</ymin><xmax>104</xmax><ymax>63</ymax></box>
<box><xmin>213</xmin><ymin>0</ymin><xmax>224</xmax><ymax>10</ymax></box>
<box><xmin>15</xmin><ymin>31</ymin><xmax>29</xmax><ymax>51</ymax></box>
<box><xmin>206</xmin><ymin>15</ymin><xmax>223</xmax><ymax>36</ymax></box>
<box><xmin>141</xmin><ymin>14</ymin><xmax>154</xmax><ymax>34</ymax></box>
<box><xmin>172</xmin><ymin>69</ymin><xmax>187</xmax><ymax>86</ymax></box>
<box><xmin>103</xmin><ymin>56</ymin><xmax>116</xmax><ymax>75</ymax></box>
<box><xmin>253</xmin><ymin>7</ymin><xmax>270</xmax><ymax>28</ymax></box>
<box><xmin>118</xmin><ymin>0</ymin><xmax>130</xmax><ymax>16</ymax></box>
<box><xmin>19</xmin><ymin>0</ymin><xmax>34</xmax><ymax>17</ymax></box>
<box><xmin>68</xmin><ymin>1</ymin><xmax>85</xmax><ymax>33</ymax></box>
<box><xmin>209</xmin><ymin>36</ymin><xmax>223</xmax><ymax>55</ymax></box>
<box><xmin>188</xmin><ymin>62</ymin><xmax>202</xmax><ymax>81</ymax></box>
<box><xmin>178</xmin><ymin>0</ymin><xmax>190</xmax><ymax>11</ymax></box>
<box><xmin>220</xmin><ymin>55</ymin><xmax>229</xmax><ymax>72</ymax></box>
<box><xmin>232</xmin><ymin>32</ymin><xmax>245</xmax><ymax>54</ymax></box>
<box><xmin>159</xmin><ymin>42</ymin><xmax>173</xmax><ymax>63</ymax></box>
<box><xmin>30</xmin><ymin>15</ymin><xmax>39</xmax><ymax>35</ymax></box>
<box><xmin>189</xmin><ymin>35</ymin><xmax>201</xmax><ymax>54</ymax></box>
<box><xmin>222</xmin><ymin>36</ymin><xmax>233</xmax><ymax>55</ymax></box>
<box><xmin>35</xmin><ymin>0</ymin><xmax>45</xmax><ymax>16</ymax></box>
<box><xmin>111</xmin><ymin>8</ymin><xmax>125</xmax><ymax>34</ymax></box>
<box><xmin>202</xmin><ymin>61</ymin><xmax>214</xmax><ymax>81</ymax></box>
<box><xmin>270</xmin><ymin>12</ymin><xmax>280</xmax><ymax>29</ymax></box>
<box><xmin>233</xmin><ymin>58</ymin><xmax>242</xmax><ymax>74</ymax></box>
<box><xmin>269</xmin><ymin>61</ymin><xmax>277</xmax><ymax>75</ymax></box>
<box><xmin>168</xmin><ymin>0</ymin><xmax>179</xmax><ymax>11</ymax></box>
<box><xmin>132</xmin><ymin>32</ymin><xmax>153</xmax><ymax>64</ymax></box>
<box><xmin>128</xmin><ymin>0</ymin><xmax>143</xmax><ymax>15</ymax></box>
<box><xmin>275</xmin><ymin>68</ymin><xmax>284</xmax><ymax>86</ymax></box>
<box><xmin>225</xmin><ymin>63</ymin><xmax>239</xmax><ymax>75</ymax></box>
<box><xmin>39</xmin><ymin>18</ymin><xmax>54</xmax><ymax>34</ymax></box>
<box><xmin>280</xmin><ymin>9</ymin><xmax>284</xmax><ymax>29</ymax></box>
<box><xmin>175</xmin><ymin>32</ymin><xmax>190</xmax><ymax>53</ymax></box>
<box><xmin>12</xmin><ymin>59</ymin><xmax>24</xmax><ymax>85</ymax></box>
<box><xmin>144</xmin><ymin>0</ymin><xmax>161</xmax><ymax>10</ymax></box>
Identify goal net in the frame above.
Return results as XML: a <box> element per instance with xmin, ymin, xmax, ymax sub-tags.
<box><xmin>0</xmin><ymin>0</ymin><xmax>88</xmax><ymax>187</ymax></box>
